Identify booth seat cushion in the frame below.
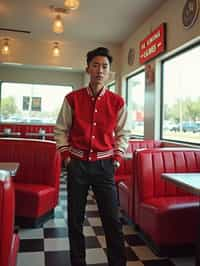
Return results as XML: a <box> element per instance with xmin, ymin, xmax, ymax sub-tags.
<box><xmin>140</xmin><ymin>196</ymin><xmax>199</xmax><ymax>245</ymax></box>
<box><xmin>14</xmin><ymin>183</ymin><xmax>56</xmax><ymax>218</ymax></box>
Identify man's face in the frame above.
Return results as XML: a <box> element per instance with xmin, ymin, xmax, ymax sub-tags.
<box><xmin>86</xmin><ymin>56</ymin><xmax>110</xmax><ymax>86</ymax></box>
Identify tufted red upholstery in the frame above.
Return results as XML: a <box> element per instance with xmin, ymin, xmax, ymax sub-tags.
<box><xmin>118</xmin><ymin>139</ymin><xmax>163</xmax><ymax>220</ymax></box>
<box><xmin>128</xmin><ymin>139</ymin><xmax>162</xmax><ymax>152</ymax></box>
<box><xmin>0</xmin><ymin>123</ymin><xmax>55</xmax><ymax>140</ymax></box>
<box><xmin>135</xmin><ymin>148</ymin><xmax>200</xmax><ymax>248</ymax></box>
<box><xmin>0</xmin><ymin>171</ymin><xmax>19</xmax><ymax>266</ymax></box>
<box><xmin>0</xmin><ymin>138</ymin><xmax>61</xmax><ymax>226</ymax></box>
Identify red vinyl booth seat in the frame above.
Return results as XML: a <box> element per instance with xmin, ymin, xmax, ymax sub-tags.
<box><xmin>135</xmin><ymin>148</ymin><xmax>200</xmax><ymax>250</ymax></box>
<box><xmin>118</xmin><ymin>139</ymin><xmax>162</xmax><ymax>220</ymax></box>
<box><xmin>0</xmin><ymin>138</ymin><xmax>61</xmax><ymax>227</ymax></box>
<box><xmin>0</xmin><ymin>170</ymin><xmax>19</xmax><ymax>266</ymax></box>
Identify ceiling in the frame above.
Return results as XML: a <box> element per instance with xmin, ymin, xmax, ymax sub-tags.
<box><xmin>0</xmin><ymin>0</ymin><xmax>165</xmax><ymax>44</ymax></box>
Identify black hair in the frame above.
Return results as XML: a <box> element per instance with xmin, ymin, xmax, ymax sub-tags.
<box><xmin>86</xmin><ymin>47</ymin><xmax>113</xmax><ymax>65</ymax></box>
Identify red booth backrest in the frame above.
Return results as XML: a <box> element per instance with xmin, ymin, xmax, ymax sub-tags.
<box><xmin>116</xmin><ymin>140</ymin><xmax>162</xmax><ymax>177</ymax></box>
<box><xmin>128</xmin><ymin>139</ymin><xmax>162</xmax><ymax>153</ymax></box>
<box><xmin>0</xmin><ymin>172</ymin><xmax>15</xmax><ymax>266</ymax></box>
<box><xmin>136</xmin><ymin>148</ymin><xmax>200</xmax><ymax>201</ymax></box>
<box><xmin>0</xmin><ymin>138</ymin><xmax>60</xmax><ymax>187</ymax></box>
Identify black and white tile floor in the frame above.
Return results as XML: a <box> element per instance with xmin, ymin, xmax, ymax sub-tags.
<box><xmin>17</xmin><ymin>172</ymin><xmax>194</xmax><ymax>266</ymax></box>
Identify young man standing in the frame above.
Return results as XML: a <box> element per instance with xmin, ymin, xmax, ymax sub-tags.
<box><xmin>55</xmin><ymin>47</ymin><xmax>128</xmax><ymax>266</ymax></box>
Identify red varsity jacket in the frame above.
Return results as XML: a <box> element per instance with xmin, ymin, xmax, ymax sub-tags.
<box><xmin>54</xmin><ymin>86</ymin><xmax>128</xmax><ymax>164</ymax></box>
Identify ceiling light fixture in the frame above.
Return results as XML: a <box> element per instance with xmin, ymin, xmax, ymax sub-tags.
<box><xmin>53</xmin><ymin>14</ymin><xmax>64</xmax><ymax>34</ymax></box>
<box><xmin>50</xmin><ymin>4</ymin><xmax>79</xmax><ymax>34</ymax></box>
<box><xmin>50</xmin><ymin>5</ymin><xmax>71</xmax><ymax>34</ymax></box>
<box><xmin>52</xmin><ymin>42</ymin><xmax>61</xmax><ymax>57</ymax></box>
<box><xmin>64</xmin><ymin>0</ymin><xmax>80</xmax><ymax>10</ymax></box>
<box><xmin>1</xmin><ymin>38</ymin><xmax>10</xmax><ymax>55</ymax></box>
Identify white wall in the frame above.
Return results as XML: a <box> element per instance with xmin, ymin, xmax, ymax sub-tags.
<box><xmin>0</xmin><ymin>38</ymin><xmax>121</xmax><ymax>90</ymax></box>
<box><xmin>0</xmin><ymin>66</ymin><xmax>84</xmax><ymax>88</ymax></box>
<box><xmin>121</xmin><ymin>0</ymin><xmax>200</xmax><ymax>76</ymax></box>
<box><xmin>120</xmin><ymin>0</ymin><xmax>200</xmax><ymax>138</ymax></box>
<box><xmin>0</xmin><ymin>38</ymin><xmax>121</xmax><ymax>77</ymax></box>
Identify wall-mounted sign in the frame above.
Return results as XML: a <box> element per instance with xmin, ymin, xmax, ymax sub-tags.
<box><xmin>182</xmin><ymin>0</ymin><xmax>200</xmax><ymax>29</ymax></box>
<box><xmin>23</xmin><ymin>96</ymin><xmax>30</xmax><ymax>110</ymax></box>
<box><xmin>139</xmin><ymin>23</ymin><xmax>166</xmax><ymax>64</ymax></box>
<box><xmin>128</xmin><ymin>48</ymin><xmax>135</xmax><ymax>66</ymax></box>
<box><xmin>31</xmin><ymin>97</ymin><xmax>41</xmax><ymax>111</ymax></box>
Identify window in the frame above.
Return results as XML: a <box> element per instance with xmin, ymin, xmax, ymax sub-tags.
<box><xmin>126</xmin><ymin>71</ymin><xmax>145</xmax><ymax>136</ymax></box>
<box><xmin>161</xmin><ymin>42</ymin><xmax>200</xmax><ymax>144</ymax></box>
<box><xmin>107</xmin><ymin>82</ymin><xmax>116</xmax><ymax>92</ymax></box>
<box><xmin>0</xmin><ymin>82</ymin><xmax>72</xmax><ymax>124</ymax></box>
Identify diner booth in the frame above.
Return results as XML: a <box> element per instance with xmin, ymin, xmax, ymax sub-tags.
<box><xmin>0</xmin><ymin>138</ymin><xmax>61</xmax><ymax>228</ymax></box>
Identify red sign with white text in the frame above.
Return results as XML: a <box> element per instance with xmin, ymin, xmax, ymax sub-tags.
<box><xmin>139</xmin><ymin>23</ymin><xmax>166</xmax><ymax>64</ymax></box>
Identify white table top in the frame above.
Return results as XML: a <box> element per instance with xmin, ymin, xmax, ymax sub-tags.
<box><xmin>0</xmin><ymin>170</ymin><xmax>11</xmax><ymax>181</ymax></box>
<box><xmin>0</xmin><ymin>132</ymin><xmax>21</xmax><ymax>136</ymax></box>
<box><xmin>0</xmin><ymin>162</ymin><xmax>20</xmax><ymax>176</ymax></box>
<box><xmin>162</xmin><ymin>173</ymin><xmax>200</xmax><ymax>196</ymax></box>
<box><xmin>26</xmin><ymin>132</ymin><xmax>54</xmax><ymax>136</ymax></box>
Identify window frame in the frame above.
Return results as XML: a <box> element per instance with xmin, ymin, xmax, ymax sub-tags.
<box><xmin>126</xmin><ymin>69</ymin><xmax>145</xmax><ymax>138</ymax></box>
<box><xmin>160</xmin><ymin>40</ymin><xmax>200</xmax><ymax>145</ymax></box>
<box><xmin>0</xmin><ymin>81</ymin><xmax>73</xmax><ymax>125</ymax></box>
<box><xmin>107</xmin><ymin>81</ymin><xmax>116</xmax><ymax>92</ymax></box>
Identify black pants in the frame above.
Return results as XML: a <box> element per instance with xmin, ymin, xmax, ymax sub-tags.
<box><xmin>67</xmin><ymin>158</ymin><xmax>126</xmax><ymax>266</ymax></box>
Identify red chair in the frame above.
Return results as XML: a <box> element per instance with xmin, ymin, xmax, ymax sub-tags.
<box><xmin>0</xmin><ymin>170</ymin><xmax>19</xmax><ymax>266</ymax></box>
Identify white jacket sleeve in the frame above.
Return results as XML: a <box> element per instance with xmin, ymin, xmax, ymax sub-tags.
<box><xmin>114</xmin><ymin>104</ymin><xmax>129</xmax><ymax>162</ymax></box>
<box><xmin>54</xmin><ymin>97</ymin><xmax>72</xmax><ymax>159</ymax></box>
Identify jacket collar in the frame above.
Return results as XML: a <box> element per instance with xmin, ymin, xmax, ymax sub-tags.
<box><xmin>87</xmin><ymin>85</ymin><xmax>106</xmax><ymax>98</ymax></box>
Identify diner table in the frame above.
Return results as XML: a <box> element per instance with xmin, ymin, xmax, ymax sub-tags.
<box><xmin>25</xmin><ymin>132</ymin><xmax>54</xmax><ymax>140</ymax></box>
<box><xmin>162</xmin><ymin>173</ymin><xmax>200</xmax><ymax>266</ymax></box>
<box><xmin>0</xmin><ymin>162</ymin><xmax>20</xmax><ymax>176</ymax></box>
<box><xmin>0</xmin><ymin>132</ymin><xmax>21</xmax><ymax>137</ymax></box>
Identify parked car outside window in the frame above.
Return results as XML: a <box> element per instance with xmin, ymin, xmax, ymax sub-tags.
<box><xmin>170</xmin><ymin>121</ymin><xmax>199</xmax><ymax>133</ymax></box>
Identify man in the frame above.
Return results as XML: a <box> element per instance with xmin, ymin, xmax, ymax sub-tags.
<box><xmin>55</xmin><ymin>47</ymin><xmax>128</xmax><ymax>266</ymax></box>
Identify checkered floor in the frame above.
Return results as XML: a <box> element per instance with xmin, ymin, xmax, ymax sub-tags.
<box><xmin>17</xmin><ymin>172</ymin><xmax>194</xmax><ymax>266</ymax></box>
